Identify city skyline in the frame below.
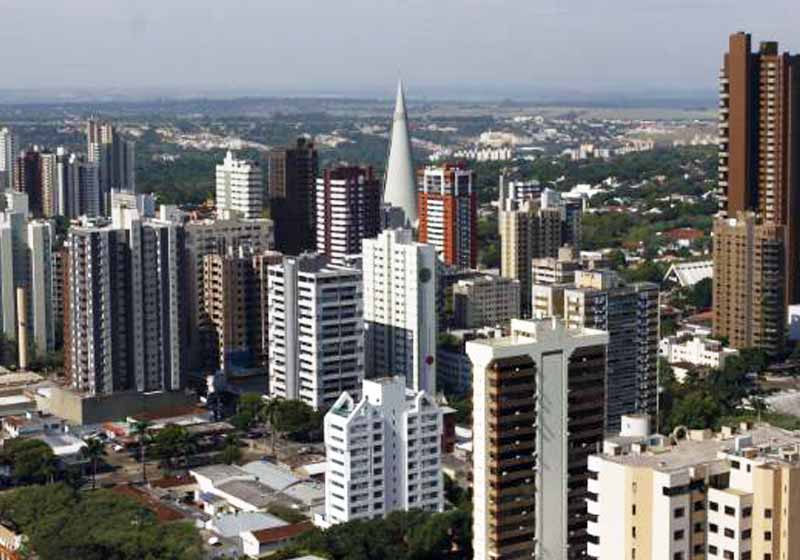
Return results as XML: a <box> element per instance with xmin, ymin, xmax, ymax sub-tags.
<box><xmin>0</xmin><ymin>1</ymin><xmax>797</xmax><ymax>97</ymax></box>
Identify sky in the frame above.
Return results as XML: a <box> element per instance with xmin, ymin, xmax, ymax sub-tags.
<box><xmin>0</xmin><ymin>0</ymin><xmax>798</xmax><ymax>99</ymax></box>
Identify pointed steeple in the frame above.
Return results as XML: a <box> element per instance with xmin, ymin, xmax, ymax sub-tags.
<box><xmin>383</xmin><ymin>80</ymin><xmax>417</xmax><ymax>227</ymax></box>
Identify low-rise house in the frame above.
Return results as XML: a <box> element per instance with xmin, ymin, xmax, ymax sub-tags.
<box><xmin>241</xmin><ymin>522</ymin><xmax>314</xmax><ymax>558</ymax></box>
<box><xmin>3</xmin><ymin>412</ymin><xmax>64</xmax><ymax>439</ymax></box>
<box><xmin>660</xmin><ymin>329</ymin><xmax>739</xmax><ymax>380</ymax></box>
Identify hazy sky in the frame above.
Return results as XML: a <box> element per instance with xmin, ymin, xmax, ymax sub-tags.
<box><xmin>0</xmin><ymin>0</ymin><xmax>798</xmax><ymax>96</ymax></box>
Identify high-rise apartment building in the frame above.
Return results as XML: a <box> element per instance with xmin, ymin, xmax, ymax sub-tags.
<box><xmin>499</xmin><ymin>199</ymin><xmax>562</xmax><ymax>317</ymax></box>
<box><xmin>714</xmin><ymin>33</ymin><xmax>800</xmax><ymax>351</ymax></box>
<box><xmin>200</xmin><ymin>248</ymin><xmax>281</xmax><ymax>373</ymax></box>
<box><xmin>13</xmin><ymin>149</ymin><xmax>43</xmax><ymax>217</ymax></box>
<box><xmin>321</xmin><ymin>376</ymin><xmax>443</xmax><ymax>527</ymax></box>
<box><xmin>383</xmin><ymin>81</ymin><xmax>417</xmax><ymax>227</ymax></box>
<box><xmin>267</xmin><ymin>254</ymin><xmax>364</xmax><ymax>410</ymax></box>
<box><xmin>362</xmin><ymin>229</ymin><xmax>437</xmax><ymax>395</ymax></box>
<box><xmin>418</xmin><ymin>163</ymin><xmax>477</xmax><ymax>269</ymax></box>
<box><xmin>216</xmin><ymin>151</ymin><xmax>263</xmax><ymax>220</ymax></box>
<box><xmin>0</xmin><ymin>128</ymin><xmax>17</xmax><ymax>191</ymax></box>
<box><xmin>26</xmin><ymin>220</ymin><xmax>54</xmax><ymax>357</ymax></box>
<box><xmin>452</xmin><ymin>274</ymin><xmax>521</xmax><ymax>329</ymax></box>
<box><xmin>65</xmin><ymin>218</ymin><xmax>185</xmax><ymax>395</ymax></box>
<box><xmin>267</xmin><ymin>138</ymin><xmax>318</xmax><ymax>255</ymax></box>
<box><xmin>183</xmin><ymin>217</ymin><xmax>274</xmax><ymax>371</ymax></box>
<box><xmin>315</xmin><ymin>166</ymin><xmax>381</xmax><ymax>265</ymax></box>
<box><xmin>713</xmin><ymin>212</ymin><xmax>785</xmax><ymax>352</ymax></box>
<box><xmin>587</xmin><ymin>419</ymin><xmax>800</xmax><ymax>560</ymax></box>
<box><xmin>467</xmin><ymin>318</ymin><xmax>608</xmax><ymax>560</ymax></box>
<box><xmin>534</xmin><ymin>269</ymin><xmax>659</xmax><ymax>431</ymax></box>
<box><xmin>86</xmin><ymin>119</ymin><xmax>135</xmax><ymax>210</ymax></box>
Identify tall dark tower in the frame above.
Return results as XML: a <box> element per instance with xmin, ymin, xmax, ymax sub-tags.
<box><xmin>267</xmin><ymin>138</ymin><xmax>318</xmax><ymax>255</ymax></box>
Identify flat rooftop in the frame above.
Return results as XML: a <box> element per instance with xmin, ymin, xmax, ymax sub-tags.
<box><xmin>603</xmin><ymin>425</ymin><xmax>800</xmax><ymax>473</ymax></box>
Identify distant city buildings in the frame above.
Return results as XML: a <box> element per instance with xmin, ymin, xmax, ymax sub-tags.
<box><xmin>216</xmin><ymin>151</ymin><xmax>263</xmax><ymax>220</ymax></box>
<box><xmin>452</xmin><ymin>274</ymin><xmax>520</xmax><ymax>329</ymax></box>
<box><xmin>321</xmin><ymin>376</ymin><xmax>443</xmax><ymax>527</ymax></box>
<box><xmin>315</xmin><ymin>166</ymin><xmax>381</xmax><ymax>265</ymax></box>
<box><xmin>0</xmin><ymin>127</ymin><xmax>17</xmax><ymax>191</ymax></box>
<box><xmin>468</xmin><ymin>318</ymin><xmax>608</xmax><ymax>560</ymax></box>
<box><xmin>267</xmin><ymin>254</ymin><xmax>364</xmax><ymax>410</ymax></box>
<box><xmin>267</xmin><ymin>138</ymin><xmax>318</xmax><ymax>255</ymax></box>
<box><xmin>362</xmin><ymin>229</ymin><xmax>437</xmax><ymax>395</ymax></box>
<box><xmin>418</xmin><ymin>163</ymin><xmax>477</xmax><ymax>269</ymax></box>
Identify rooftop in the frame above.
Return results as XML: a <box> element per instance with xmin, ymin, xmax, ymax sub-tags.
<box><xmin>602</xmin><ymin>424</ymin><xmax>800</xmax><ymax>473</ymax></box>
<box><xmin>216</xmin><ymin>479</ymin><xmax>275</xmax><ymax>509</ymax></box>
<box><xmin>249</xmin><ymin>521</ymin><xmax>313</xmax><ymax>544</ymax></box>
<box><xmin>191</xmin><ymin>464</ymin><xmax>250</xmax><ymax>485</ymax></box>
<box><xmin>210</xmin><ymin>511</ymin><xmax>285</xmax><ymax>539</ymax></box>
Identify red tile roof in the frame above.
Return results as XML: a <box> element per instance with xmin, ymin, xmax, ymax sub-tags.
<box><xmin>665</xmin><ymin>227</ymin><xmax>704</xmax><ymax>241</ymax></box>
<box><xmin>111</xmin><ymin>485</ymin><xmax>185</xmax><ymax>522</ymax></box>
<box><xmin>250</xmin><ymin>521</ymin><xmax>313</xmax><ymax>544</ymax></box>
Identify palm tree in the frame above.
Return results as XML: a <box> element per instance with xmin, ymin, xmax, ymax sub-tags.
<box><xmin>131</xmin><ymin>420</ymin><xmax>152</xmax><ymax>483</ymax></box>
<box><xmin>260</xmin><ymin>398</ymin><xmax>282</xmax><ymax>459</ymax></box>
<box><xmin>81</xmin><ymin>438</ymin><xmax>106</xmax><ymax>490</ymax></box>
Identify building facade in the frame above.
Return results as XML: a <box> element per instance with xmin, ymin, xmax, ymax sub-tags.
<box><xmin>322</xmin><ymin>376</ymin><xmax>443</xmax><ymax>526</ymax></box>
<box><xmin>315</xmin><ymin>166</ymin><xmax>381</xmax><ymax>265</ymax></box>
<box><xmin>714</xmin><ymin>33</ymin><xmax>800</xmax><ymax>351</ymax></box>
<box><xmin>452</xmin><ymin>274</ymin><xmax>521</xmax><ymax>329</ymax></box>
<box><xmin>418</xmin><ymin>163</ymin><xmax>477</xmax><ymax>269</ymax></box>
<box><xmin>267</xmin><ymin>138</ymin><xmax>318</xmax><ymax>255</ymax></box>
<box><xmin>216</xmin><ymin>151</ymin><xmax>263</xmax><ymax>220</ymax></box>
<box><xmin>267</xmin><ymin>254</ymin><xmax>364</xmax><ymax>410</ymax></box>
<box><xmin>587</xmin><ymin>421</ymin><xmax>800</xmax><ymax>560</ymax></box>
<box><xmin>467</xmin><ymin>318</ymin><xmax>608</xmax><ymax>560</ymax></box>
<box><xmin>362</xmin><ymin>229</ymin><xmax>437</xmax><ymax>395</ymax></box>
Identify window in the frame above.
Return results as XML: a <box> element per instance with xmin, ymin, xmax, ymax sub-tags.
<box><xmin>674</xmin><ymin>529</ymin><xmax>685</xmax><ymax>541</ymax></box>
<box><xmin>674</xmin><ymin>507</ymin><xmax>685</xmax><ymax>519</ymax></box>
<box><xmin>632</xmin><ymin>527</ymin><xmax>636</xmax><ymax>538</ymax></box>
<box><xmin>694</xmin><ymin>500</ymin><xmax>705</xmax><ymax>511</ymax></box>
<box><xmin>765</xmin><ymin>554</ymin><xmax>772</xmax><ymax>560</ymax></box>
<box><xmin>673</xmin><ymin>553</ymin><xmax>684</xmax><ymax>560</ymax></box>
<box><xmin>724</xmin><ymin>505</ymin><xmax>735</xmax><ymax>516</ymax></box>
<box><xmin>731</xmin><ymin>460</ymin><xmax>740</xmax><ymax>470</ymax></box>
<box><xmin>632</xmin><ymin>504</ymin><xmax>636</xmax><ymax>515</ymax></box>
<box><xmin>724</xmin><ymin>528</ymin><xmax>735</xmax><ymax>538</ymax></box>
<box><xmin>710</xmin><ymin>501</ymin><xmax>719</xmax><ymax>511</ymax></box>
<box><xmin>709</xmin><ymin>545</ymin><xmax>718</xmax><ymax>555</ymax></box>
<box><xmin>709</xmin><ymin>523</ymin><xmax>719</xmax><ymax>534</ymax></box>
<box><xmin>764</xmin><ymin>531</ymin><xmax>772</xmax><ymax>541</ymax></box>
<box><xmin>743</xmin><ymin>506</ymin><xmax>752</xmax><ymax>518</ymax></box>
<box><xmin>742</xmin><ymin>529</ymin><xmax>751</xmax><ymax>540</ymax></box>
<box><xmin>724</xmin><ymin>552</ymin><xmax>734</xmax><ymax>560</ymax></box>
<box><xmin>765</xmin><ymin>508</ymin><xmax>773</xmax><ymax>519</ymax></box>
<box><xmin>694</xmin><ymin>522</ymin><xmax>704</xmax><ymax>533</ymax></box>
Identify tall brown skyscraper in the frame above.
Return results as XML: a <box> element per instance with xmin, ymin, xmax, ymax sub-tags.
<box><xmin>267</xmin><ymin>138</ymin><xmax>318</xmax><ymax>255</ymax></box>
<box><xmin>714</xmin><ymin>32</ymin><xmax>800</xmax><ymax>351</ymax></box>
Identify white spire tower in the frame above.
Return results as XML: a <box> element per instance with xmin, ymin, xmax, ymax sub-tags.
<box><xmin>383</xmin><ymin>80</ymin><xmax>417</xmax><ymax>227</ymax></box>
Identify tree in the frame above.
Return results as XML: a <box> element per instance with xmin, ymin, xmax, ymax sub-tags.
<box><xmin>1</xmin><ymin>439</ymin><xmax>57</xmax><ymax>485</ymax></box>
<box><xmin>219</xmin><ymin>435</ymin><xmax>242</xmax><ymax>465</ymax></box>
<box><xmin>688</xmin><ymin>277</ymin><xmax>712</xmax><ymax>310</ymax></box>
<box><xmin>669</xmin><ymin>391</ymin><xmax>722</xmax><ymax>430</ymax></box>
<box><xmin>81</xmin><ymin>438</ymin><xmax>106</xmax><ymax>490</ymax></box>
<box><xmin>0</xmin><ymin>484</ymin><xmax>203</xmax><ymax>560</ymax></box>
<box><xmin>260</xmin><ymin>398</ymin><xmax>282</xmax><ymax>458</ymax></box>
<box><xmin>131</xmin><ymin>420</ymin><xmax>152</xmax><ymax>483</ymax></box>
<box><xmin>152</xmin><ymin>424</ymin><xmax>196</xmax><ymax>474</ymax></box>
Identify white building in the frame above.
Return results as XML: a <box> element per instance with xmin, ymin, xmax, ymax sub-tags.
<box><xmin>216</xmin><ymin>151</ymin><xmax>263</xmax><ymax>220</ymax></box>
<box><xmin>362</xmin><ymin>229</ymin><xmax>437</xmax><ymax>395</ymax></box>
<box><xmin>659</xmin><ymin>329</ymin><xmax>739</xmax><ymax>375</ymax></box>
<box><xmin>320</xmin><ymin>376</ymin><xmax>443</xmax><ymax>527</ymax></box>
<box><xmin>26</xmin><ymin>220</ymin><xmax>54</xmax><ymax>356</ymax></box>
<box><xmin>267</xmin><ymin>254</ymin><xmax>364</xmax><ymax>410</ymax></box>
<box><xmin>0</xmin><ymin>127</ymin><xmax>17</xmax><ymax>191</ymax></box>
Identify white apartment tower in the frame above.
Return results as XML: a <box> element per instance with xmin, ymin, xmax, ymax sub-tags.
<box><xmin>0</xmin><ymin>127</ymin><xmax>17</xmax><ymax>191</ymax></box>
<box><xmin>267</xmin><ymin>254</ymin><xmax>364</xmax><ymax>410</ymax></box>
<box><xmin>26</xmin><ymin>220</ymin><xmax>54</xmax><ymax>356</ymax></box>
<box><xmin>321</xmin><ymin>376</ymin><xmax>443</xmax><ymax>526</ymax></box>
<box><xmin>216</xmin><ymin>151</ymin><xmax>263</xmax><ymax>220</ymax></box>
<box><xmin>362</xmin><ymin>229</ymin><xmax>437</xmax><ymax>395</ymax></box>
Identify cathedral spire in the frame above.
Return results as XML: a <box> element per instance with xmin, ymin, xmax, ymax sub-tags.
<box><xmin>383</xmin><ymin>80</ymin><xmax>417</xmax><ymax>227</ymax></box>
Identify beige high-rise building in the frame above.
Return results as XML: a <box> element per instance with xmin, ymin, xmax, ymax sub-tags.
<box><xmin>452</xmin><ymin>274</ymin><xmax>520</xmax><ymax>329</ymax></box>
<box><xmin>467</xmin><ymin>318</ymin><xmax>608</xmax><ymax>560</ymax></box>
<box><xmin>587</xmin><ymin>420</ymin><xmax>800</xmax><ymax>560</ymax></box>
<box><xmin>200</xmin><ymin>249</ymin><xmax>281</xmax><ymax>373</ymax></box>
<box><xmin>499</xmin><ymin>200</ymin><xmax>562</xmax><ymax>317</ymax></box>
<box><xmin>713</xmin><ymin>212</ymin><xmax>785</xmax><ymax>352</ymax></box>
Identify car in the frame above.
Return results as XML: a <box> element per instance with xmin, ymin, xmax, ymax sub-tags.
<box><xmin>112</xmin><ymin>444</ymin><xmax>125</xmax><ymax>452</ymax></box>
